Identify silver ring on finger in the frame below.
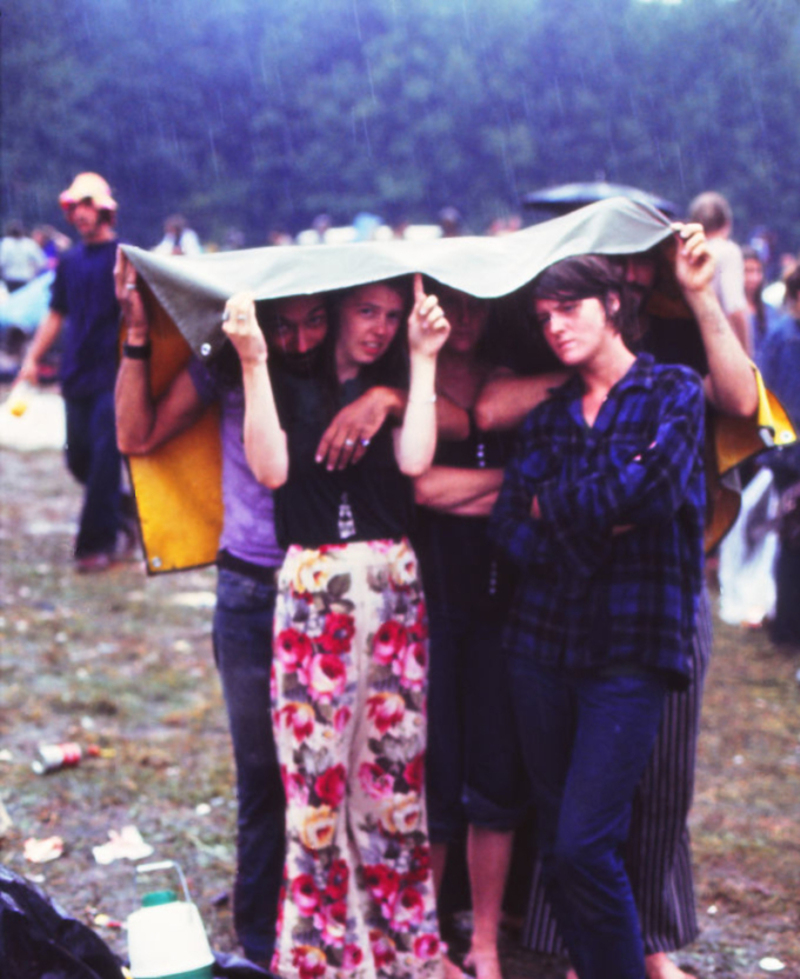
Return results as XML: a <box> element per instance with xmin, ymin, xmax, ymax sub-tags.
<box><xmin>125</xmin><ymin>282</ymin><xmax>137</xmax><ymax>291</ymax></box>
<box><xmin>236</xmin><ymin>314</ymin><xmax>247</xmax><ymax>323</ymax></box>
<box><xmin>344</xmin><ymin>438</ymin><xmax>355</xmax><ymax>446</ymax></box>
<box><xmin>360</xmin><ymin>437</ymin><xmax>371</xmax><ymax>447</ymax></box>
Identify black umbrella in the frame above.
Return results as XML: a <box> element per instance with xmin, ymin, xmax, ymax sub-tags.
<box><xmin>522</xmin><ymin>181</ymin><xmax>680</xmax><ymax>218</ymax></box>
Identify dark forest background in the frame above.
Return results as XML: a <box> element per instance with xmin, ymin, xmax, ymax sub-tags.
<box><xmin>3</xmin><ymin>0</ymin><xmax>800</xmax><ymax>252</ymax></box>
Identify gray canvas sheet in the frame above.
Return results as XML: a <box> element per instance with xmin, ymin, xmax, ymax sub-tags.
<box><xmin>121</xmin><ymin>197</ymin><xmax>673</xmax><ymax>361</ymax></box>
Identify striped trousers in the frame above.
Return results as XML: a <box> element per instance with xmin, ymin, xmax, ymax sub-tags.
<box><xmin>523</xmin><ymin>588</ymin><xmax>712</xmax><ymax>956</ymax></box>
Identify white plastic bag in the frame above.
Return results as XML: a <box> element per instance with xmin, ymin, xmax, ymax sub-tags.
<box><xmin>718</xmin><ymin>467</ymin><xmax>779</xmax><ymax>626</ymax></box>
<box><xmin>0</xmin><ymin>383</ymin><xmax>65</xmax><ymax>451</ymax></box>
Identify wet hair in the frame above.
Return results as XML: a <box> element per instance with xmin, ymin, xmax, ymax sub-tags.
<box><xmin>531</xmin><ymin>254</ymin><xmax>641</xmax><ymax>346</ymax></box>
<box><xmin>330</xmin><ymin>277</ymin><xmax>411</xmax><ymax>381</ymax></box>
<box><xmin>213</xmin><ymin>278</ymin><xmax>412</xmax><ymax>410</ymax></box>
<box><xmin>687</xmin><ymin>191</ymin><xmax>733</xmax><ymax>235</ymax></box>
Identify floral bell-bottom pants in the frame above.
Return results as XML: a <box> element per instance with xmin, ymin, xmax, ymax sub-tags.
<box><xmin>271</xmin><ymin>539</ymin><xmax>444</xmax><ymax>979</ymax></box>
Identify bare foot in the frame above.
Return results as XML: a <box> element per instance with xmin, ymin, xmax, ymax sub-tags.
<box><xmin>466</xmin><ymin>946</ymin><xmax>503</xmax><ymax>979</ymax></box>
<box><xmin>443</xmin><ymin>955</ymin><xmax>469</xmax><ymax>979</ymax></box>
<box><xmin>646</xmin><ymin>951</ymin><xmax>694</xmax><ymax>979</ymax></box>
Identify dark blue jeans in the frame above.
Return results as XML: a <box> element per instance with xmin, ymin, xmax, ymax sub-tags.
<box><xmin>508</xmin><ymin>658</ymin><xmax>668</xmax><ymax>979</ymax></box>
<box><xmin>213</xmin><ymin>567</ymin><xmax>285</xmax><ymax>963</ymax></box>
<box><xmin>64</xmin><ymin>391</ymin><xmax>122</xmax><ymax>557</ymax></box>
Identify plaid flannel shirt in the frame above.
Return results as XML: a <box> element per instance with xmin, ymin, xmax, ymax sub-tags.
<box><xmin>489</xmin><ymin>354</ymin><xmax>705</xmax><ymax>688</ymax></box>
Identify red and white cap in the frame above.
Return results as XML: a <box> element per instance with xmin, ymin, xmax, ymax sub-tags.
<box><xmin>59</xmin><ymin>172</ymin><xmax>118</xmax><ymax>214</ymax></box>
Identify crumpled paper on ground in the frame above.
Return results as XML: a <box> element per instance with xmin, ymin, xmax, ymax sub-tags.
<box><xmin>92</xmin><ymin>825</ymin><xmax>154</xmax><ymax>865</ymax></box>
<box><xmin>24</xmin><ymin>836</ymin><xmax>64</xmax><ymax>863</ymax></box>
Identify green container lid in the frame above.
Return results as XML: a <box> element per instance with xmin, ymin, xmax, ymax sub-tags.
<box><xmin>141</xmin><ymin>889</ymin><xmax>178</xmax><ymax>907</ymax></box>
<box><xmin>133</xmin><ymin>967</ymin><xmax>212</xmax><ymax>979</ymax></box>
<box><xmin>145</xmin><ymin>968</ymin><xmax>212</xmax><ymax>979</ymax></box>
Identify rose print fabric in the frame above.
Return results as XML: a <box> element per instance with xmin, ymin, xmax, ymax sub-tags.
<box><xmin>271</xmin><ymin>538</ymin><xmax>444</xmax><ymax>979</ymax></box>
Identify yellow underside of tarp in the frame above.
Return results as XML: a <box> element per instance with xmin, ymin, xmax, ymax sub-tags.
<box><xmin>705</xmin><ymin>367</ymin><xmax>796</xmax><ymax>552</ymax></box>
<box><xmin>123</xmin><ymin>291</ymin><xmax>794</xmax><ymax>567</ymax></box>
<box><xmin>124</xmin><ymin>299</ymin><xmax>223</xmax><ymax>574</ymax></box>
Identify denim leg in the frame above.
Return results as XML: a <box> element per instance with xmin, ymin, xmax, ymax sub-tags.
<box><xmin>65</xmin><ymin>392</ymin><xmax>122</xmax><ymax>557</ymax></box>
<box><xmin>213</xmin><ymin>567</ymin><xmax>285</xmax><ymax>962</ymax></box>
<box><xmin>65</xmin><ymin>397</ymin><xmax>92</xmax><ymax>485</ymax></box>
<box><xmin>509</xmin><ymin>659</ymin><xmax>667</xmax><ymax>979</ymax></box>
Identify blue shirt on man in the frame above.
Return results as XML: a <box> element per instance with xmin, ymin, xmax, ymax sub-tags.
<box><xmin>50</xmin><ymin>239</ymin><xmax>119</xmax><ymax>398</ymax></box>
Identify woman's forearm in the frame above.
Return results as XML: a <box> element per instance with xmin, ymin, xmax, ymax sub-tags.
<box><xmin>396</xmin><ymin>353</ymin><xmax>439</xmax><ymax>476</ymax></box>
<box><xmin>240</xmin><ymin>360</ymin><xmax>289</xmax><ymax>488</ymax></box>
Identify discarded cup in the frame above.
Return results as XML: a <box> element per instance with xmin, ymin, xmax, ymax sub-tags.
<box><xmin>31</xmin><ymin>742</ymin><xmax>100</xmax><ymax>774</ymax></box>
<box><xmin>93</xmin><ymin>912</ymin><xmax>123</xmax><ymax>929</ymax></box>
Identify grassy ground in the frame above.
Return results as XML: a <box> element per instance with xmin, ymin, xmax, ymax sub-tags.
<box><xmin>1</xmin><ymin>445</ymin><xmax>798</xmax><ymax>978</ymax></box>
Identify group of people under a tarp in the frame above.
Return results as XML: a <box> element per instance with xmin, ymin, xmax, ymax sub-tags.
<box><xmin>16</xmin><ymin>172</ymin><xmax>798</xmax><ymax>979</ymax></box>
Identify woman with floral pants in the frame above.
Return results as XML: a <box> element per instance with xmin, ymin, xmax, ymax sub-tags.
<box><xmin>273</xmin><ymin>539</ymin><xmax>441</xmax><ymax>979</ymax></box>
<box><xmin>222</xmin><ymin>275</ymin><xmax>452</xmax><ymax>979</ymax></box>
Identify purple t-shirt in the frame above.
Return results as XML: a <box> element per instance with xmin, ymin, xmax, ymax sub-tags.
<box><xmin>188</xmin><ymin>359</ymin><xmax>283</xmax><ymax>569</ymax></box>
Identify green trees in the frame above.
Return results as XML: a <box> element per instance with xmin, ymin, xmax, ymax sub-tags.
<box><xmin>3</xmin><ymin>0</ymin><xmax>799</xmax><ymax>252</ymax></box>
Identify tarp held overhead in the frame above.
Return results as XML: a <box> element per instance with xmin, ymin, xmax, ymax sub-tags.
<box><xmin>121</xmin><ymin>197</ymin><xmax>674</xmax><ymax>362</ymax></box>
<box><xmin>118</xmin><ymin>197</ymin><xmax>792</xmax><ymax>574</ymax></box>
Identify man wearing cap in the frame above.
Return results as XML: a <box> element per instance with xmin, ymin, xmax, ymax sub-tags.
<box><xmin>19</xmin><ymin>173</ymin><xmax>128</xmax><ymax>573</ymax></box>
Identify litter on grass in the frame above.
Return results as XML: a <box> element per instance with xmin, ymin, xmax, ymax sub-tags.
<box><xmin>92</xmin><ymin>825</ymin><xmax>153</xmax><ymax>865</ymax></box>
<box><xmin>24</xmin><ymin>836</ymin><xmax>64</xmax><ymax>863</ymax></box>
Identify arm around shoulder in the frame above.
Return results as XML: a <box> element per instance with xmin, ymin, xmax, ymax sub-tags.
<box><xmin>474</xmin><ymin>368</ymin><xmax>567</xmax><ymax>432</ymax></box>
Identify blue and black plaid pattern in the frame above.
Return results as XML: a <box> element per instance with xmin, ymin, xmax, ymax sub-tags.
<box><xmin>490</xmin><ymin>354</ymin><xmax>706</xmax><ymax>686</ymax></box>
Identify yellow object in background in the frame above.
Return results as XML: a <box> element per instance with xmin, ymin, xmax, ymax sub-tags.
<box><xmin>6</xmin><ymin>382</ymin><xmax>35</xmax><ymax>417</ymax></box>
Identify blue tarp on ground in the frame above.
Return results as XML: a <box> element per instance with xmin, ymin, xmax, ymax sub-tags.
<box><xmin>0</xmin><ymin>271</ymin><xmax>54</xmax><ymax>334</ymax></box>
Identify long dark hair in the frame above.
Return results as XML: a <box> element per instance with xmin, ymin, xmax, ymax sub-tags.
<box><xmin>207</xmin><ymin>279</ymin><xmax>412</xmax><ymax>407</ymax></box>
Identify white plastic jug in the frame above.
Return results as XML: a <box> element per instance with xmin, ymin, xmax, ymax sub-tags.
<box><xmin>126</xmin><ymin>861</ymin><xmax>214</xmax><ymax>979</ymax></box>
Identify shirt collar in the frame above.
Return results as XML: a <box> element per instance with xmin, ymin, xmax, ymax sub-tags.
<box><xmin>552</xmin><ymin>353</ymin><xmax>658</xmax><ymax>434</ymax></box>
<box><xmin>551</xmin><ymin>351</ymin><xmax>656</xmax><ymax>402</ymax></box>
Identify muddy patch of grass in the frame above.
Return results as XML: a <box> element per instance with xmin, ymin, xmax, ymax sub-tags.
<box><xmin>1</xmin><ymin>444</ymin><xmax>799</xmax><ymax>977</ymax></box>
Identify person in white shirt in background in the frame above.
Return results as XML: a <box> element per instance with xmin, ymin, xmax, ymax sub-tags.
<box><xmin>153</xmin><ymin>213</ymin><xmax>203</xmax><ymax>256</ymax></box>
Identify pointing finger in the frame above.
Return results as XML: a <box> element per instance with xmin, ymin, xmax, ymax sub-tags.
<box><xmin>413</xmin><ymin>273</ymin><xmax>425</xmax><ymax>305</ymax></box>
